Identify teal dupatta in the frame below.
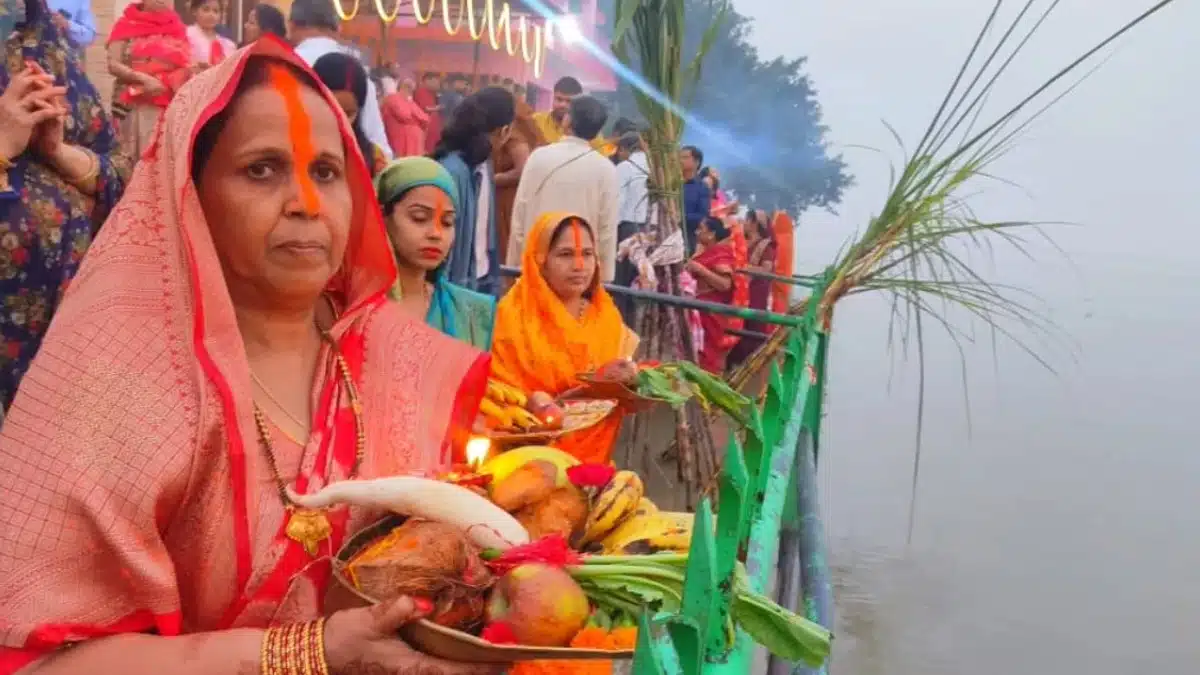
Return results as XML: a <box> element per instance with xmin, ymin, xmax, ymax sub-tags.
<box><xmin>424</xmin><ymin>277</ymin><xmax>496</xmax><ymax>350</ymax></box>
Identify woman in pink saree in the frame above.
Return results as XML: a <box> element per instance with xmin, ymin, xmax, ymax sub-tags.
<box><xmin>381</xmin><ymin>77</ymin><xmax>429</xmax><ymax>158</ymax></box>
<box><xmin>0</xmin><ymin>39</ymin><xmax>498</xmax><ymax>675</ymax></box>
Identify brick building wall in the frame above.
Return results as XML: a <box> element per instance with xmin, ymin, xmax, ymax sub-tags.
<box><xmin>84</xmin><ymin>0</ymin><xmax>115</xmax><ymax>104</ymax></box>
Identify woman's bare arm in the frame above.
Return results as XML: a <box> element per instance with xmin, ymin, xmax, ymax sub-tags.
<box><xmin>106</xmin><ymin>41</ymin><xmax>142</xmax><ymax>85</ymax></box>
<box><xmin>494</xmin><ymin>140</ymin><xmax>530</xmax><ymax>188</ymax></box>
<box><xmin>22</xmin><ymin>628</ymin><xmax>263</xmax><ymax>675</ymax></box>
<box><xmin>690</xmin><ymin>262</ymin><xmax>733</xmax><ymax>292</ymax></box>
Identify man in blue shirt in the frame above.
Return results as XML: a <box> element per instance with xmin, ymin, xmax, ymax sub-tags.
<box><xmin>680</xmin><ymin>145</ymin><xmax>711</xmax><ymax>253</ymax></box>
<box><xmin>46</xmin><ymin>0</ymin><xmax>96</xmax><ymax>52</ymax></box>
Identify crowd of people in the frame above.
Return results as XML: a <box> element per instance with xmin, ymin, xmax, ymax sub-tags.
<box><xmin>0</xmin><ymin>1</ymin><xmax>792</xmax><ymax>672</ymax></box>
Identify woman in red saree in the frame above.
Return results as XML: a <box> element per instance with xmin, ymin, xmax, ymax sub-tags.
<box><xmin>686</xmin><ymin>215</ymin><xmax>749</xmax><ymax>373</ymax></box>
<box><xmin>413</xmin><ymin>72</ymin><xmax>442</xmax><ymax>154</ymax></box>
<box><xmin>105</xmin><ymin>0</ymin><xmax>193</xmax><ymax>161</ymax></box>
<box><xmin>0</xmin><ymin>39</ymin><xmax>497</xmax><ymax>675</ymax></box>
<box><xmin>381</xmin><ymin>77</ymin><xmax>429</xmax><ymax>157</ymax></box>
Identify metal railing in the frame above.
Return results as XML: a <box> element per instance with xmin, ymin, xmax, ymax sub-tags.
<box><xmin>497</xmin><ymin>265</ymin><xmax>802</xmax><ymax>328</ymax></box>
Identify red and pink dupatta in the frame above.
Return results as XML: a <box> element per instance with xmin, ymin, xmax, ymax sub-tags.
<box><xmin>107</xmin><ymin>4</ymin><xmax>192</xmax><ymax>108</ymax></box>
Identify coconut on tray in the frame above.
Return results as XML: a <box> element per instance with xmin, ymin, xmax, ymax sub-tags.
<box><xmin>292</xmin><ymin>446</ymin><xmax>831</xmax><ymax>666</ymax></box>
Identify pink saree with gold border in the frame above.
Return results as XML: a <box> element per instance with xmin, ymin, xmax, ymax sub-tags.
<box><xmin>0</xmin><ymin>37</ymin><xmax>490</xmax><ymax>673</ymax></box>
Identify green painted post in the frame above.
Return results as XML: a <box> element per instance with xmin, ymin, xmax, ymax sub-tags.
<box><xmin>804</xmin><ymin>330</ymin><xmax>829</xmax><ymax>462</ymax></box>
<box><xmin>738</xmin><ymin>407</ymin><xmax>766</xmax><ymax>505</ymax></box>
<box><xmin>777</xmin><ymin>329</ymin><xmax>809</xmax><ymax>532</ymax></box>
<box><xmin>673</xmin><ymin>500</ymin><xmax>718</xmax><ymax>675</ymax></box>
<box><xmin>760</xmin><ymin>364</ymin><xmax>786</xmax><ymax>454</ymax></box>
<box><xmin>633</xmin><ymin>612</ymin><xmax>684</xmax><ymax>675</ymax></box>
<box><xmin>706</xmin><ymin>434</ymin><xmax>750</xmax><ymax>657</ymax></box>
<box><xmin>746</xmin><ymin>364</ymin><xmax>786</xmax><ymax>533</ymax></box>
<box><xmin>779</xmin><ymin>324</ymin><xmax>809</xmax><ymax>408</ymax></box>
<box><xmin>744</xmin><ymin>327</ymin><xmax>821</xmax><ymax>595</ymax></box>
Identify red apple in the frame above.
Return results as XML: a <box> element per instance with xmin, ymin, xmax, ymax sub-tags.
<box><xmin>484</xmin><ymin>563</ymin><xmax>589</xmax><ymax>647</ymax></box>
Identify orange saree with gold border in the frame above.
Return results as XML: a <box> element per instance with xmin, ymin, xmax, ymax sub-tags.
<box><xmin>489</xmin><ymin>212</ymin><xmax>637</xmax><ymax>465</ymax></box>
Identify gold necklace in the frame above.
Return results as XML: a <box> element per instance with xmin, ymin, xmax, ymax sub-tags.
<box><xmin>252</xmin><ymin>332</ymin><xmax>366</xmax><ymax>557</ymax></box>
<box><xmin>250</xmin><ymin>370</ymin><xmax>310</xmax><ymax>439</ymax></box>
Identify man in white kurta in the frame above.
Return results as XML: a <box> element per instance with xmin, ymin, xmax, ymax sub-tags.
<box><xmin>507</xmin><ymin>96</ymin><xmax>619</xmax><ymax>282</ymax></box>
<box><xmin>288</xmin><ymin>0</ymin><xmax>393</xmax><ymax>161</ymax></box>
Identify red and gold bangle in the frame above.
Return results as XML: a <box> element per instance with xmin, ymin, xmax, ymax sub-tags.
<box><xmin>260</xmin><ymin>626</ymin><xmax>274</xmax><ymax>675</ymax></box>
<box><xmin>307</xmin><ymin>618</ymin><xmax>331</xmax><ymax>675</ymax></box>
<box><xmin>299</xmin><ymin>621</ymin><xmax>314</xmax><ymax>675</ymax></box>
<box><xmin>288</xmin><ymin>622</ymin><xmax>303</xmax><ymax>664</ymax></box>
<box><xmin>261</xmin><ymin>625</ymin><xmax>280</xmax><ymax>675</ymax></box>
<box><xmin>261</xmin><ymin>619</ymin><xmax>330</xmax><ymax>675</ymax></box>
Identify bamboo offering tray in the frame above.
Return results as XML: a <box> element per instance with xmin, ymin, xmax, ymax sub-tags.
<box><xmin>334</xmin><ymin>515</ymin><xmax>634</xmax><ymax>663</ymax></box>
<box><xmin>487</xmin><ymin>398</ymin><xmax>617</xmax><ymax>444</ymax></box>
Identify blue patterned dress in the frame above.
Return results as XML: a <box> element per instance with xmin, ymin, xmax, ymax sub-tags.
<box><xmin>0</xmin><ymin>0</ymin><xmax>131</xmax><ymax>409</ymax></box>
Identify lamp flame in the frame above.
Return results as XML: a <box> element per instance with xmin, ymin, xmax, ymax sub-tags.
<box><xmin>466</xmin><ymin>437</ymin><xmax>491</xmax><ymax>471</ymax></box>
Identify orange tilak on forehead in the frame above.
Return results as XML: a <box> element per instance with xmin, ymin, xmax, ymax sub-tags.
<box><xmin>267</xmin><ymin>64</ymin><xmax>320</xmax><ymax>215</ymax></box>
<box><xmin>431</xmin><ymin>190</ymin><xmax>449</xmax><ymax>234</ymax></box>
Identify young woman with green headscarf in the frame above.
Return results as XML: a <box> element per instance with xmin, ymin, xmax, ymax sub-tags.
<box><xmin>375</xmin><ymin>156</ymin><xmax>497</xmax><ymax>349</ymax></box>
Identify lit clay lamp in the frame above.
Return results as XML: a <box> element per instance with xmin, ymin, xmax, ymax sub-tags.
<box><xmin>441</xmin><ymin>437</ymin><xmax>494</xmax><ymax>497</ymax></box>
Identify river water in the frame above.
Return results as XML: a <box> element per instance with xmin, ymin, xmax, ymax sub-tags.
<box><xmin>731</xmin><ymin>1</ymin><xmax>1200</xmax><ymax>673</ymax></box>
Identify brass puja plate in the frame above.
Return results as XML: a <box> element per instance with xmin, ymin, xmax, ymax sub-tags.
<box><xmin>334</xmin><ymin>516</ymin><xmax>634</xmax><ymax>663</ymax></box>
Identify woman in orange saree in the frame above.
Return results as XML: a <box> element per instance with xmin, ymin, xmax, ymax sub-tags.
<box><xmin>489</xmin><ymin>212</ymin><xmax>639</xmax><ymax>465</ymax></box>
<box><xmin>770</xmin><ymin>210</ymin><xmax>795</xmax><ymax>316</ymax></box>
<box><xmin>0</xmin><ymin>39</ymin><xmax>497</xmax><ymax>675</ymax></box>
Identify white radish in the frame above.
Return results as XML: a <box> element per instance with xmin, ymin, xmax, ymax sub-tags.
<box><xmin>288</xmin><ymin>477</ymin><xmax>529</xmax><ymax>551</ymax></box>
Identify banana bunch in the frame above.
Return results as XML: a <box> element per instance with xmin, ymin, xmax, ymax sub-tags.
<box><xmin>573</xmin><ymin>469</ymin><xmax>697</xmax><ymax>555</ymax></box>
<box><xmin>480</xmin><ymin>380</ymin><xmax>542</xmax><ymax>431</ymax></box>
<box><xmin>598</xmin><ymin>509</ymin><xmax>694</xmax><ymax>555</ymax></box>
<box><xmin>578</xmin><ymin>470</ymin><xmax>645</xmax><ymax>546</ymax></box>
<box><xmin>573</xmin><ymin>467</ymin><xmax>697</xmax><ymax>554</ymax></box>
<box><xmin>486</xmin><ymin>379</ymin><xmax>527</xmax><ymax>407</ymax></box>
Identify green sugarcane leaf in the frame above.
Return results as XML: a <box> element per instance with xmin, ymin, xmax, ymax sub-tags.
<box><xmin>635</xmin><ymin>368</ymin><xmax>691</xmax><ymax>406</ymax></box>
<box><xmin>673</xmin><ymin>361</ymin><xmax>752</xmax><ymax>426</ymax></box>
<box><xmin>683</xmin><ymin>0</ymin><xmax>728</xmax><ymax>103</ymax></box>
<box><xmin>610</xmin><ymin>0</ymin><xmax>645</xmax><ymax>48</ymax></box>
<box><xmin>732</xmin><ymin>592</ymin><xmax>832</xmax><ymax>667</ymax></box>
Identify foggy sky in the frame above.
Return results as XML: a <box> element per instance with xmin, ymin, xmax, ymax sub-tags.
<box><xmin>724</xmin><ymin>3</ymin><xmax>1200</xmax><ymax>662</ymax></box>
<box><xmin>735</xmin><ymin>0</ymin><xmax>1198</xmax><ymax>273</ymax></box>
